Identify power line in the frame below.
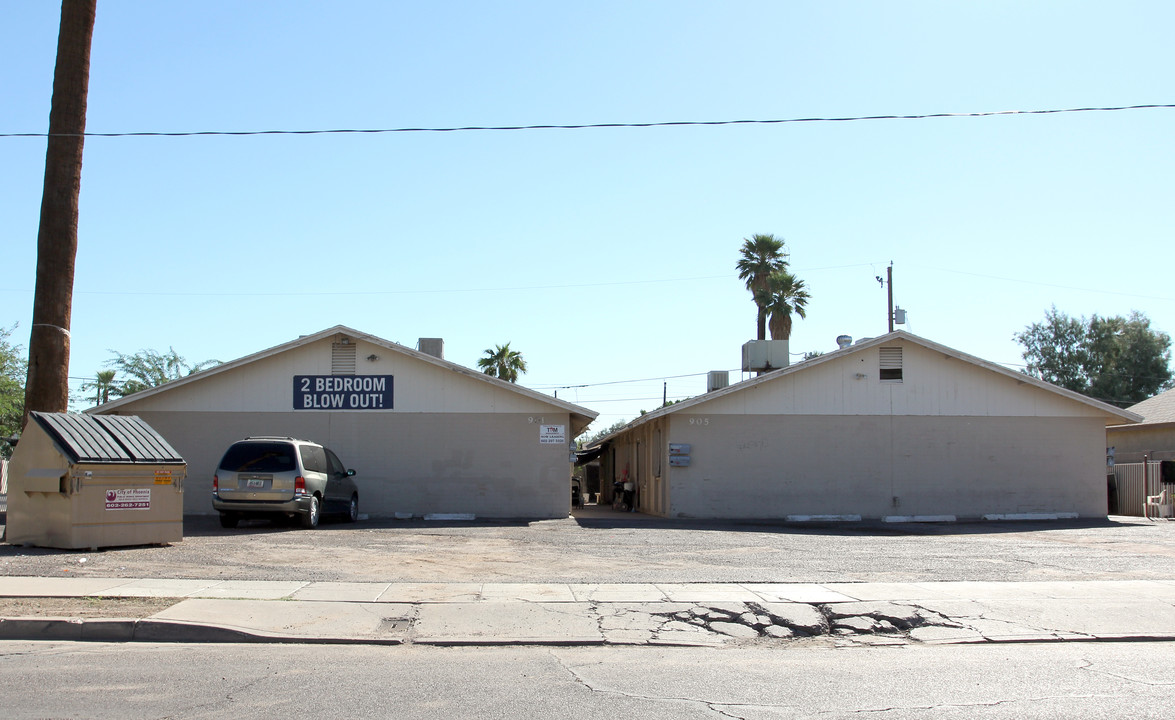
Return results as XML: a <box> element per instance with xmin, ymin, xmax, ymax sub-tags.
<box><xmin>3</xmin><ymin>104</ymin><xmax>1171</xmax><ymax>139</ymax></box>
<box><xmin>532</xmin><ymin>370</ymin><xmax>715</xmax><ymax>391</ymax></box>
<box><xmin>0</xmin><ymin>273</ymin><xmax>733</xmax><ymax>298</ymax></box>
<box><xmin>911</xmin><ymin>264</ymin><xmax>1175</xmax><ymax>302</ymax></box>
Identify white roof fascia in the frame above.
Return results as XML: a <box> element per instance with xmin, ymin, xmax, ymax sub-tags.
<box><xmin>88</xmin><ymin>325</ymin><xmax>597</xmax><ymax>426</ymax></box>
<box><xmin>595</xmin><ymin>330</ymin><xmax>1140</xmax><ymax>443</ymax></box>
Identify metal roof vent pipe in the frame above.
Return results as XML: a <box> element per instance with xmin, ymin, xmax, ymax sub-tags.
<box><xmin>836</xmin><ymin>335</ymin><xmax>853</xmax><ymax>349</ymax></box>
<box><xmin>418</xmin><ymin>338</ymin><xmax>444</xmax><ymax>360</ymax></box>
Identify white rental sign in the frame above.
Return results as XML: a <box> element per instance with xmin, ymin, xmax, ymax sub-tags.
<box><xmin>539</xmin><ymin>425</ymin><xmax>565</xmax><ymax>444</ymax></box>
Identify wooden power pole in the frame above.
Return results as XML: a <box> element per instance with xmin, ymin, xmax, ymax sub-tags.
<box><xmin>23</xmin><ymin>0</ymin><xmax>97</xmax><ymax>427</ymax></box>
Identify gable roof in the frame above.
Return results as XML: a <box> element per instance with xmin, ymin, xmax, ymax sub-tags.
<box><xmin>88</xmin><ymin>325</ymin><xmax>597</xmax><ymax>433</ymax></box>
<box><xmin>593</xmin><ymin>330</ymin><xmax>1142</xmax><ymax>444</ymax></box>
<box><xmin>1121</xmin><ymin>387</ymin><xmax>1175</xmax><ymax>427</ymax></box>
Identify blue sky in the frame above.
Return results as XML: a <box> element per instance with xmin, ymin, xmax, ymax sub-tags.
<box><xmin>3</xmin><ymin>1</ymin><xmax>1173</xmax><ymax>429</ymax></box>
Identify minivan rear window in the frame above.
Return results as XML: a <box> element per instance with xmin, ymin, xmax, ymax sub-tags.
<box><xmin>219</xmin><ymin>442</ymin><xmax>297</xmax><ymax>473</ymax></box>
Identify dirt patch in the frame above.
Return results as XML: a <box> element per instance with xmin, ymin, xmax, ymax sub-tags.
<box><xmin>0</xmin><ymin>596</ymin><xmax>179</xmax><ymax>618</ymax></box>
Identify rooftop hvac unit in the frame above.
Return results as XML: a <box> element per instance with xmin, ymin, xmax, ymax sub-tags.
<box><xmin>418</xmin><ymin>338</ymin><xmax>444</xmax><ymax>359</ymax></box>
<box><xmin>741</xmin><ymin>340</ymin><xmax>790</xmax><ymax>372</ymax></box>
<box><xmin>707</xmin><ymin>370</ymin><xmax>729</xmax><ymax>392</ymax></box>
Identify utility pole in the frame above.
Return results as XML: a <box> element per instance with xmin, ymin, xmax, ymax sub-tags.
<box><xmin>23</xmin><ymin>0</ymin><xmax>97</xmax><ymax>427</ymax></box>
<box><xmin>887</xmin><ymin>263</ymin><xmax>894</xmax><ymax>333</ymax></box>
<box><xmin>876</xmin><ymin>262</ymin><xmax>895</xmax><ymax>333</ymax></box>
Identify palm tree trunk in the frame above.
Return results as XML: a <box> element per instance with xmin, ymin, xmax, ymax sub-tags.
<box><xmin>23</xmin><ymin>0</ymin><xmax>97</xmax><ymax>427</ymax></box>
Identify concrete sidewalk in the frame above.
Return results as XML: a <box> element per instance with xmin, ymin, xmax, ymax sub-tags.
<box><xmin>2</xmin><ymin>577</ymin><xmax>1175</xmax><ymax>647</ymax></box>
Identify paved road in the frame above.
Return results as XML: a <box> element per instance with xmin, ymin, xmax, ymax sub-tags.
<box><xmin>4</xmin><ymin>508</ymin><xmax>1175</xmax><ymax>583</ymax></box>
<box><xmin>2</xmin><ymin>640</ymin><xmax>1173</xmax><ymax>719</ymax></box>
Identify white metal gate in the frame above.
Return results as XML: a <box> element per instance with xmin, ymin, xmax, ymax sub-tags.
<box><xmin>1112</xmin><ymin>462</ymin><xmax>1164</xmax><ymax>516</ymax></box>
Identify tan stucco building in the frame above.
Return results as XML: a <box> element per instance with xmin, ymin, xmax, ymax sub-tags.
<box><xmin>1106</xmin><ymin>387</ymin><xmax>1175</xmax><ymax>464</ymax></box>
<box><xmin>595</xmin><ymin>332</ymin><xmax>1139</xmax><ymax>520</ymax></box>
<box><xmin>89</xmin><ymin>327</ymin><xmax>596</xmax><ymax>519</ymax></box>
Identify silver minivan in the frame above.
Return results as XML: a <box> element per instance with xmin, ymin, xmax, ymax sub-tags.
<box><xmin>212</xmin><ymin>436</ymin><xmax>359</xmax><ymax>529</ymax></box>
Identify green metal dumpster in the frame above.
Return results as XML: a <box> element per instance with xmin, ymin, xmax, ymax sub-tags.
<box><xmin>5</xmin><ymin>412</ymin><xmax>185</xmax><ymax>549</ymax></box>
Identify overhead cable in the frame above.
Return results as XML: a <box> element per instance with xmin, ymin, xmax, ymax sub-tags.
<box><xmin>2</xmin><ymin>104</ymin><xmax>1171</xmax><ymax>139</ymax></box>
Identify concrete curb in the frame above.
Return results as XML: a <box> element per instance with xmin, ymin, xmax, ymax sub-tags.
<box><xmin>5</xmin><ymin>615</ymin><xmax>1175</xmax><ymax>647</ymax></box>
<box><xmin>0</xmin><ymin>616</ymin><xmax>404</xmax><ymax>645</ymax></box>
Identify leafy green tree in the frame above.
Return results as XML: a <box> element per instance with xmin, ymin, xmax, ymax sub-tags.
<box><xmin>758</xmin><ymin>269</ymin><xmax>811</xmax><ymax>341</ymax></box>
<box><xmin>104</xmin><ymin>348</ymin><xmax>220</xmax><ymax>397</ymax></box>
<box><xmin>1015</xmin><ymin>307</ymin><xmax>1172</xmax><ymax>405</ymax></box>
<box><xmin>477</xmin><ymin>343</ymin><xmax>528</xmax><ymax>383</ymax></box>
<box><xmin>1</xmin><ymin>325</ymin><xmax>27</xmax><ymax>457</ymax></box>
<box><xmin>585</xmin><ymin>419</ymin><xmax>629</xmax><ymax>444</ymax></box>
<box><xmin>736</xmin><ymin>234</ymin><xmax>789</xmax><ymax>340</ymax></box>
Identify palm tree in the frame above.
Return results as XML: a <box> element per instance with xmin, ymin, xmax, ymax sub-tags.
<box><xmin>735</xmin><ymin>234</ymin><xmax>789</xmax><ymax>340</ymax></box>
<box><xmin>758</xmin><ymin>270</ymin><xmax>811</xmax><ymax>341</ymax></box>
<box><xmin>23</xmin><ymin>0</ymin><xmax>97</xmax><ymax>427</ymax></box>
<box><xmin>81</xmin><ymin>369</ymin><xmax>117</xmax><ymax>406</ymax></box>
<box><xmin>478</xmin><ymin>343</ymin><xmax>528</xmax><ymax>383</ymax></box>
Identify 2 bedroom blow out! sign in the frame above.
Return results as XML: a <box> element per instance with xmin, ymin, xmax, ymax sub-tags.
<box><xmin>294</xmin><ymin>375</ymin><xmax>394</xmax><ymax>410</ymax></box>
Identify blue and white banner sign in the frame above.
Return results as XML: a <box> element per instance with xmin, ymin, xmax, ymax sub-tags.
<box><xmin>294</xmin><ymin>375</ymin><xmax>394</xmax><ymax>410</ymax></box>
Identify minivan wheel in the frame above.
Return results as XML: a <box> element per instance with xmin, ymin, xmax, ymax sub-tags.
<box><xmin>301</xmin><ymin>496</ymin><xmax>321</xmax><ymax>529</ymax></box>
<box><xmin>345</xmin><ymin>494</ymin><xmax>359</xmax><ymax>523</ymax></box>
<box><xmin>219</xmin><ymin>513</ymin><xmax>239</xmax><ymax>529</ymax></box>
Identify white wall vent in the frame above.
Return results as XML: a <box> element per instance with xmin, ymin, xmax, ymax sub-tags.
<box><xmin>707</xmin><ymin>371</ymin><xmax>729</xmax><ymax>392</ymax></box>
<box><xmin>332</xmin><ymin>341</ymin><xmax>357</xmax><ymax>375</ymax></box>
<box><xmin>879</xmin><ymin>346</ymin><xmax>903</xmax><ymax>383</ymax></box>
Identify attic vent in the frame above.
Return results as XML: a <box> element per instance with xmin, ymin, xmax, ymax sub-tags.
<box><xmin>332</xmin><ymin>341</ymin><xmax>357</xmax><ymax>375</ymax></box>
<box><xmin>879</xmin><ymin>347</ymin><xmax>903</xmax><ymax>383</ymax></box>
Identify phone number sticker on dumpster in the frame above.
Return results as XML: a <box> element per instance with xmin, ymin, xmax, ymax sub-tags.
<box><xmin>293</xmin><ymin>375</ymin><xmax>395</xmax><ymax>410</ymax></box>
<box><xmin>105</xmin><ymin>488</ymin><xmax>151</xmax><ymax>511</ymax></box>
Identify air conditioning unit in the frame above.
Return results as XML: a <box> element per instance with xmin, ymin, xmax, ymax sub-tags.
<box><xmin>707</xmin><ymin>371</ymin><xmax>729</xmax><ymax>392</ymax></box>
<box><xmin>418</xmin><ymin>338</ymin><xmax>444</xmax><ymax>359</ymax></box>
<box><xmin>741</xmin><ymin>340</ymin><xmax>790</xmax><ymax>372</ymax></box>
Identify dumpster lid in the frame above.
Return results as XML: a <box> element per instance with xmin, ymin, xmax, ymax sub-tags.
<box><xmin>30</xmin><ymin>412</ymin><xmax>184</xmax><ymax>464</ymax></box>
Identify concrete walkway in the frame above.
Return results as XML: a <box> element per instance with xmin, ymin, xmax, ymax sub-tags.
<box><xmin>3</xmin><ymin>577</ymin><xmax>1175</xmax><ymax>647</ymax></box>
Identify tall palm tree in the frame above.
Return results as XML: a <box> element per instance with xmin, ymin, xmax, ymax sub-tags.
<box><xmin>478</xmin><ymin>343</ymin><xmax>528</xmax><ymax>383</ymax></box>
<box><xmin>757</xmin><ymin>270</ymin><xmax>811</xmax><ymax>341</ymax></box>
<box><xmin>735</xmin><ymin>234</ymin><xmax>789</xmax><ymax>340</ymax></box>
<box><xmin>23</xmin><ymin>0</ymin><xmax>97</xmax><ymax>427</ymax></box>
<box><xmin>81</xmin><ymin>369</ymin><xmax>117</xmax><ymax>406</ymax></box>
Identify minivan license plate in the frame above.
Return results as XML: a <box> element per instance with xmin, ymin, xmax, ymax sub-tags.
<box><xmin>246</xmin><ymin>479</ymin><xmax>265</xmax><ymax>488</ymax></box>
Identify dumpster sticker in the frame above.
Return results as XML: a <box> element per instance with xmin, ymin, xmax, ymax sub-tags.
<box><xmin>154</xmin><ymin>469</ymin><xmax>173</xmax><ymax>485</ymax></box>
<box><xmin>539</xmin><ymin>425</ymin><xmax>565</xmax><ymax>444</ymax></box>
<box><xmin>106</xmin><ymin>488</ymin><xmax>151</xmax><ymax>511</ymax></box>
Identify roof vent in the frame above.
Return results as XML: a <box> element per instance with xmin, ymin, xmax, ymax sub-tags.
<box><xmin>418</xmin><ymin>338</ymin><xmax>444</xmax><ymax>360</ymax></box>
<box><xmin>331</xmin><ymin>342</ymin><xmax>357</xmax><ymax>375</ymax></box>
<box><xmin>836</xmin><ymin>335</ymin><xmax>853</xmax><ymax>349</ymax></box>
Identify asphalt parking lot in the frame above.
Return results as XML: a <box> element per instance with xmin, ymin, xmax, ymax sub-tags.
<box><xmin>4</xmin><ymin>502</ymin><xmax>1175</xmax><ymax>584</ymax></box>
